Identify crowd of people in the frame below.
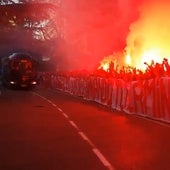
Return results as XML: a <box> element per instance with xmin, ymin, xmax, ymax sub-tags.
<box><xmin>97</xmin><ymin>58</ymin><xmax>170</xmax><ymax>81</ymax></box>
<box><xmin>38</xmin><ymin>58</ymin><xmax>170</xmax><ymax>89</ymax></box>
<box><xmin>37</xmin><ymin>58</ymin><xmax>170</xmax><ymax>123</ymax></box>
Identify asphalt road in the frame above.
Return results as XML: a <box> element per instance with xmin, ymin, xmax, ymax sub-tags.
<box><xmin>1</xmin><ymin>87</ymin><xmax>170</xmax><ymax>170</ymax></box>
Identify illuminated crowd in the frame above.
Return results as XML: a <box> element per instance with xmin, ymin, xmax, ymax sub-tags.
<box><xmin>39</xmin><ymin>58</ymin><xmax>170</xmax><ymax>88</ymax></box>
<box><xmin>96</xmin><ymin>58</ymin><xmax>170</xmax><ymax>81</ymax></box>
<box><xmin>39</xmin><ymin>58</ymin><xmax>170</xmax><ymax>123</ymax></box>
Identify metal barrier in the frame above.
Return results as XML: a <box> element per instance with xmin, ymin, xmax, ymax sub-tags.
<box><xmin>46</xmin><ymin>73</ymin><xmax>170</xmax><ymax>123</ymax></box>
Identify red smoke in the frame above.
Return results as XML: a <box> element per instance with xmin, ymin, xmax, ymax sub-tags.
<box><xmin>125</xmin><ymin>0</ymin><xmax>170</xmax><ymax>70</ymax></box>
<box><xmin>57</xmin><ymin>0</ymin><xmax>143</xmax><ymax>70</ymax></box>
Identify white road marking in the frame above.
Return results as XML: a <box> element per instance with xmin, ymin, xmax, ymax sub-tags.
<box><xmin>47</xmin><ymin>99</ymin><xmax>52</xmax><ymax>103</ymax></box>
<box><xmin>57</xmin><ymin>107</ymin><xmax>63</xmax><ymax>112</ymax></box>
<box><xmin>62</xmin><ymin>112</ymin><xmax>69</xmax><ymax>119</ymax></box>
<box><xmin>33</xmin><ymin>92</ymin><xmax>115</xmax><ymax>170</ymax></box>
<box><xmin>78</xmin><ymin>131</ymin><xmax>89</xmax><ymax>141</ymax></box>
<box><xmin>93</xmin><ymin>148</ymin><xmax>114</xmax><ymax>170</ymax></box>
<box><xmin>78</xmin><ymin>131</ymin><xmax>95</xmax><ymax>148</ymax></box>
<box><xmin>69</xmin><ymin>120</ymin><xmax>79</xmax><ymax>130</ymax></box>
<box><xmin>52</xmin><ymin>103</ymin><xmax>57</xmax><ymax>107</ymax></box>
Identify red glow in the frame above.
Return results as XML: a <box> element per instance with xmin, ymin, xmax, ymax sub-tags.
<box><xmin>125</xmin><ymin>1</ymin><xmax>170</xmax><ymax>70</ymax></box>
<box><xmin>98</xmin><ymin>55</ymin><xmax>116</xmax><ymax>72</ymax></box>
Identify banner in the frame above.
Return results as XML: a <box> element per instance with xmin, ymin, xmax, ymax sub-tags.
<box><xmin>48</xmin><ymin>72</ymin><xmax>170</xmax><ymax>123</ymax></box>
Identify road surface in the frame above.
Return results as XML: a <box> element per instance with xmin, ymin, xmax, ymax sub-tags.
<box><xmin>0</xmin><ymin>87</ymin><xmax>170</xmax><ymax>170</ymax></box>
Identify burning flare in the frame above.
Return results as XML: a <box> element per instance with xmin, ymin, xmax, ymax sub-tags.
<box><xmin>98</xmin><ymin>55</ymin><xmax>113</xmax><ymax>72</ymax></box>
<box><xmin>98</xmin><ymin>53</ymin><xmax>120</xmax><ymax>72</ymax></box>
<box><xmin>125</xmin><ymin>1</ymin><xmax>170</xmax><ymax>70</ymax></box>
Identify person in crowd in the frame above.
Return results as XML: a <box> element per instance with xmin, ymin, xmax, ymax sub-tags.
<box><xmin>162</xmin><ymin>58</ymin><xmax>170</xmax><ymax>76</ymax></box>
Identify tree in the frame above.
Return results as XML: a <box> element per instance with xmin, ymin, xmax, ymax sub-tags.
<box><xmin>0</xmin><ymin>1</ymin><xmax>62</xmax><ymax>60</ymax></box>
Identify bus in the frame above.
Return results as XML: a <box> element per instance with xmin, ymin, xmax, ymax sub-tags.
<box><xmin>1</xmin><ymin>52</ymin><xmax>37</xmax><ymax>88</ymax></box>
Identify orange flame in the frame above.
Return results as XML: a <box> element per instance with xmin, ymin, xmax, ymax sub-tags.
<box><xmin>125</xmin><ymin>1</ymin><xmax>170</xmax><ymax>70</ymax></box>
<box><xmin>125</xmin><ymin>54</ymin><xmax>131</xmax><ymax>66</ymax></box>
<box><xmin>125</xmin><ymin>48</ymin><xmax>170</xmax><ymax>70</ymax></box>
<box><xmin>98</xmin><ymin>55</ymin><xmax>116</xmax><ymax>72</ymax></box>
<box><xmin>98</xmin><ymin>52</ymin><xmax>126</xmax><ymax>72</ymax></box>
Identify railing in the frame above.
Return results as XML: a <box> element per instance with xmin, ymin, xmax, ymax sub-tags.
<box><xmin>42</xmin><ymin>73</ymin><xmax>170</xmax><ymax>123</ymax></box>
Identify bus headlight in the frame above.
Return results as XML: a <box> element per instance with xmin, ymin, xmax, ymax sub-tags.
<box><xmin>31</xmin><ymin>81</ymin><xmax>37</xmax><ymax>85</ymax></box>
<box><xmin>10</xmin><ymin>81</ymin><xmax>16</xmax><ymax>84</ymax></box>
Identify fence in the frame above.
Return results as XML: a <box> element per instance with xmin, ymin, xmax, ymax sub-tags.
<box><xmin>44</xmin><ymin>72</ymin><xmax>170</xmax><ymax>123</ymax></box>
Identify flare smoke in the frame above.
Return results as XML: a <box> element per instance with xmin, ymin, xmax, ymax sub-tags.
<box><xmin>125</xmin><ymin>0</ymin><xmax>170</xmax><ymax>68</ymax></box>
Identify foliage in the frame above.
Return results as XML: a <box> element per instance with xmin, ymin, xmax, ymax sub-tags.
<box><xmin>0</xmin><ymin>0</ymin><xmax>57</xmax><ymax>5</ymax></box>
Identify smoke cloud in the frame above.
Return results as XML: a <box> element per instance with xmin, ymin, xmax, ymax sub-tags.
<box><xmin>57</xmin><ymin>0</ymin><xmax>141</xmax><ymax>70</ymax></box>
<box><xmin>125</xmin><ymin>0</ymin><xmax>170</xmax><ymax>69</ymax></box>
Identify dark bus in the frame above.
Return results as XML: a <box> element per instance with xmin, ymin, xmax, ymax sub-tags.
<box><xmin>1</xmin><ymin>52</ymin><xmax>37</xmax><ymax>88</ymax></box>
